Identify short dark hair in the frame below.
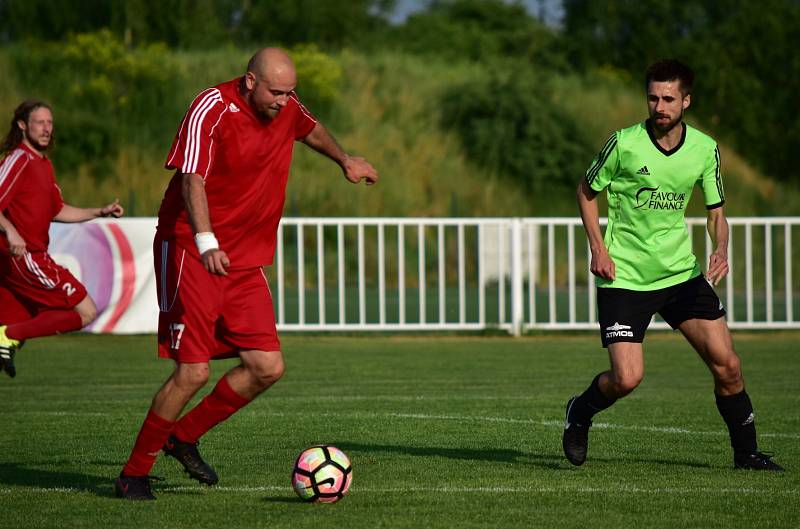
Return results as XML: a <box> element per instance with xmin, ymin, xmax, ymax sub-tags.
<box><xmin>645</xmin><ymin>60</ymin><xmax>694</xmax><ymax>96</ymax></box>
<box><xmin>1</xmin><ymin>99</ymin><xmax>53</xmax><ymax>155</ymax></box>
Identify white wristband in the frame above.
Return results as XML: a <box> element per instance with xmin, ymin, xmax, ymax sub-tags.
<box><xmin>195</xmin><ymin>232</ymin><xmax>219</xmax><ymax>255</ymax></box>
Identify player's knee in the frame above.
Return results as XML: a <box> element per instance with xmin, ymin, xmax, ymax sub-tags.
<box><xmin>77</xmin><ymin>300</ymin><xmax>98</xmax><ymax>326</ymax></box>
<box><xmin>714</xmin><ymin>354</ymin><xmax>742</xmax><ymax>388</ymax></box>
<box><xmin>175</xmin><ymin>363</ymin><xmax>210</xmax><ymax>389</ymax></box>
<box><xmin>250</xmin><ymin>354</ymin><xmax>285</xmax><ymax>389</ymax></box>
<box><xmin>78</xmin><ymin>311</ymin><xmax>95</xmax><ymax>327</ymax></box>
<box><xmin>612</xmin><ymin>372</ymin><xmax>643</xmax><ymax>396</ymax></box>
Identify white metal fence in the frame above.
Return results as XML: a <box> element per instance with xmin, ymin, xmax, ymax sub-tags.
<box><xmin>270</xmin><ymin>217</ymin><xmax>800</xmax><ymax>335</ymax></box>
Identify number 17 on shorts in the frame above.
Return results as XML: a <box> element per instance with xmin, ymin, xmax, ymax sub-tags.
<box><xmin>169</xmin><ymin>322</ymin><xmax>186</xmax><ymax>350</ymax></box>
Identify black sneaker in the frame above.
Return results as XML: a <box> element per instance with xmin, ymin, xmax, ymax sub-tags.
<box><xmin>0</xmin><ymin>325</ymin><xmax>20</xmax><ymax>378</ymax></box>
<box><xmin>563</xmin><ymin>396</ymin><xmax>591</xmax><ymax>466</ymax></box>
<box><xmin>163</xmin><ymin>434</ymin><xmax>219</xmax><ymax>485</ymax></box>
<box><xmin>734</xmin><ymin>451</ymin><xmax>784</xmax><ymax>472</ymax></box>
<box><xmin>0</xmin><ymin>347</ymin><xmax>16</xmax><ymax>378</ymax></box>
<box><xmin>114</xmin><ymin>474</ymin><xmax>158</xmax><ymax>500</ymax></box>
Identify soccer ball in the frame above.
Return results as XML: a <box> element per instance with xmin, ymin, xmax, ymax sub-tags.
<box><xmin>291</xmin><ymin>445</ymin><xmax>352</xmax><ymax>503</ymax></box>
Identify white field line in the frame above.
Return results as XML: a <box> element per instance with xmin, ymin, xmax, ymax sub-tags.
<box><xmin>7</xmin><ymin>408</ymin><xmax>799</xmax><ymax>440</ymax></box>
<box><xmin>260</xmin><ymin>410</ymin><xmax>800</xmax><ymax>440</ymax></box>
<box><xmin>1</xmin><ymin>485</ymin><xmax>797</xmax><ymax>496</ymax></box>
<box><xmin>169</xmin><ymin>485</ymin><xmax>798</xmax><ymax>495</ymax></box>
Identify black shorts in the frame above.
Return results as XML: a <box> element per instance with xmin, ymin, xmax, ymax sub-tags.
<box><xmin>596</xmin><ymin>274</ymin><xmax>725</xmax><ymax>347</ymax></box>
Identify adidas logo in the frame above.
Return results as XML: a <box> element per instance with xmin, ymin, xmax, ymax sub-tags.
<box><xmin>228</xmin><ymin>102</ymin><xmax>240</xmax><ymax>112</ymax></box>
<box><xmin>636</xmin><ymin>166</ymin><xmax>650</xmax><ymax>175</ymax></box>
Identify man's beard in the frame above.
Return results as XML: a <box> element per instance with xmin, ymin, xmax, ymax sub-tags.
<box><xmin>252</xmin><ymin>105</ymin><xmax>279</xmax><ymax>121</ymax></box>
<box><xmin>25</xmin><ymin>131</ymin><xmax>50</xmax><ymax>152</ymax></box>
<box><xmin>264</xmin><ymin>106</ymin><xmax>280</xmax><ymax>119</ymax></box>
<box><xmin>651</xmin><ymin>110</ymin><xmax>683</xmax><ymax>133</ymax></box>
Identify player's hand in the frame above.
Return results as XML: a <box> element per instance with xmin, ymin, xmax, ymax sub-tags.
<box><xmin>706</xmin><ymin>251</ymin><xmax>729</xmax><ymax>286</ymax></box>
<box><xmin>100</xmin><ymin>198</ymin><xmax>124</xmax><ymax>218</ymax></box>
<box><xmin>342</xmin><ymin>156</ymin><xmax>378</xmax><ymax>185</ymax></box>
<box><xmin>590</xmin><ymin>247</ymin><xmax>616</xmax><ymax>280</ymax></box>
<box><xmin>6</xmin><ymin>228</ymin><xmax>26</xmax><ymax>257</ymax></box>
<box><xmin>201</xmin><ymin>248</ymin><xmax>230</xmax><ymax>276</ymax></box>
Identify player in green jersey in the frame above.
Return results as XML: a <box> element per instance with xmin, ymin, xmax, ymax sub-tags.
<box><xmin>562</xmin><ymin>60</ymin><xmax>783</xmax><ymax>471</ymax></box>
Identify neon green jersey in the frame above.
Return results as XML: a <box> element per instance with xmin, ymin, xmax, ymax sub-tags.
<box><xmin>585</xmin><ymin>120</ymin><xmax>724</xmax><ymax>291</ymax></box>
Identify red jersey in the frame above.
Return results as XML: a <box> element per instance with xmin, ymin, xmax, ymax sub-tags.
<box><xmin>157</xmin><ymin>77</ymin><xmax>318</xmax><ymax>269</ymax></box>
<box><xmin>0</xmin><ymin>143</ymin><xmax>64</xmax><ymax>254</ymax></box>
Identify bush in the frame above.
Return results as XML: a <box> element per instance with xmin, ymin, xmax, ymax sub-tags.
<box><xmin>440</xmin><ymin>67</ymin><xmax>593</xmax><ymax>193</ymax></box>
<box><xmin>10</xmin><ymin>29</ymin><xmax>178</xmax><ymax>173</ymax></box>
<box><xmin>8</xmin><ymin>33</ymin><xmax>344</xmax><ymax>177</ymax></box>
<box><xmin>289</xmin><ymin>44</ymin><xmax>343</xmax><ymax>118</ymax></box>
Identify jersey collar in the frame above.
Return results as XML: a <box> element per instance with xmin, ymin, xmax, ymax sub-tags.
<box><xmin>232</xmin><ymin>77</ymin><xmax>260</xmax><ymax>121</ymax></box>
<box><xmin>17</xmin><ymin>141</ymin><xmax>47</xmax><ymax>159</ymax></box>
<box><xmin>645</xmin><ymin>119</ymin><xmax>686</xmax><ymax>157</ymax></box>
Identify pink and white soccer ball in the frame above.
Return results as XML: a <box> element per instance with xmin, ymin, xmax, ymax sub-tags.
<box><xmin>292</xmin><ymin>445</ymin><xmax>352</xmax><ymax>503</ymax></box>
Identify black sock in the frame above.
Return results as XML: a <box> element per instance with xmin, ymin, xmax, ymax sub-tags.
<box><xmin>715</xmin><ymin>390</ymin><xmax>757</xmax><ymax>454</ymax></box>
<box><xmin>571</xmin><ymin>373</ymin><xmax>617</xmax><ymax>424</ymax></box>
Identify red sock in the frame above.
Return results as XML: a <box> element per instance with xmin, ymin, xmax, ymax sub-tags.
<box><xmin>6</xmin><ymin>310</ymin><xmax>82</xmax><ymax>341</ymax></box>
<box><xmin>122</xmin><ymin>409</ymin><xmax>175</xmax><ymax>477</ymax></box>
<box><xmin>173</xmin><ymin>377</ymin><xmax>251</xmax><ymax>443</ymax></box>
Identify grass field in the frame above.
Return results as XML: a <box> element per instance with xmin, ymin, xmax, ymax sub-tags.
<box><xmin>1</xmin><ymin>332</ymin><xmax>798</xmax><ymax>528</ymax></box>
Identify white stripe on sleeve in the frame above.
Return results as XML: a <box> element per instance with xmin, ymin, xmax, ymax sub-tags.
<box><xmin>290</xmin><ymin>94</ymin><xmax>317</xmax><ymax>124</ymax></box>
<box><xmin>183</xmin><ymin>90</ymin><xmax>223</xmax><ymax>174</ymax></box>
<box><xmin>0</xmin><ymin>150</ymin><xmax>29</xmax><ymax>204</ymax></box>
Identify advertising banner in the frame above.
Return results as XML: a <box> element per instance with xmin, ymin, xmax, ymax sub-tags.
<box><xmin>49</xmin><ymin>218</ymin><xmax>159</xmax><ymax>333</ymax></box>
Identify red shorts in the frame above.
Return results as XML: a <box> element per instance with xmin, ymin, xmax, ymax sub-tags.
<box><xmin>0</xmin><ymin>251</ymin><xmax>87</xmax><ymax>322</ymax></box>
<box><xmin>154</xmin><ymin>237</ymin><xmax>280</xmax><ymax>363</ymax></box>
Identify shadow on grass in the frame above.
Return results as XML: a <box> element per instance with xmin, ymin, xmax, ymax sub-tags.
<box><xmin>617</xmin><ymin>457</ymin><xmax>715</xmax><ymax>469</ymax></box>
<box><xmin>0</xmin><ymin>462</ymin><xmax>114</xmax><ymax>497</ymax></box>
<box><xmin>333</xmin><ymin>442</ymin><xmax>565</xmax><ymax>469</ymax></box>
<box><xmin>332</xmin><ymin>443</ymin><xmax>717</xmax><ymax>470</ymax></box>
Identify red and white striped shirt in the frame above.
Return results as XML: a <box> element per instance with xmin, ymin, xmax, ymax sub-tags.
<box><xmin>157</xmin><ymin>77</ymin><xmax>318</xmax><ymax>269</ymax></box>
<box><xmin>0</xmin><ymin>142</ymin><xmax>64</xmax><ymax>254</ymax></box>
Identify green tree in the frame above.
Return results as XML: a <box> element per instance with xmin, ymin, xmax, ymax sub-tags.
<box><xmin>0</xmin><ymin>0</ymin><xmax>394</xmax><ymax>49</ymax></box>
<box><xmin>237</xmin><ymin>0</ymin><xmax>393</xmax><ymax>49</ymax></box>
<box><xmin>110</xmin><ymin>0</ymin><xmax>233</xmax><ymax>48</ymax></box>
<box><xmin>562</xmin><ymin>0</ymin><xmax>800</xmax><ymax>183</ymax></box>
<box><xmin>389</xmin><ymin>0</ymin><xmax>567</xmax><ymax>69</ymax></box>
<box><xmin>0</xmin><ymin>0</ymin><xmax>112</xmax><ymax>42</ymax></box>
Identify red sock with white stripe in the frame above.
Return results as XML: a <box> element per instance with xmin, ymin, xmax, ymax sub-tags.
<box><xmin>6</xmin><ymin>310</ymin><xmax>83</xmax><ymax>341</ymax></box>
<box><xmin>172</xmin><ymin>376</ymin><xmax>251</xmax><ymax>443</ymax></box>
<box><xmin>122</xmin><ymin>409</ymin><xmax>175</xmax><ymax>477</ymax></box>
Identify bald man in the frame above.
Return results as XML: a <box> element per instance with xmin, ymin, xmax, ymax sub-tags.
<box><xmin>116</xmin><ymin>48</ymin><xmax>378</xmax><ymax>500</ymax></box>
